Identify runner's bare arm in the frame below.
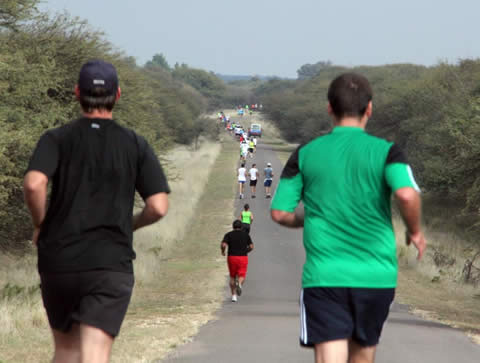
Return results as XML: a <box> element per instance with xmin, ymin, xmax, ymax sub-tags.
<box><xmin>133</xmin><ymin>192</ymin><xmax>169</xmax><ymax>231</ymax></box>
<box><xmin>24</xmin><ymin>171</ymin><xmax>48</xmax><ymax>227</ymax></box>
<box><xmin>24</xmin><ymin>171</ymin><xmax>49</xmax><ymax>245</ymax></box>
<box><xmin>394</xmin><ymin>187</ymin><xmax>426</xmax><ymax>260</ymax></box>
<box><xmin>270</xmin><ymin>209</ymin><xmax>304</xmax><ymax>228</ymax></box>
<box><xmin>221</xmin><ymin>242</ymin><xmax>228</xmax><ymax>256</ymax></box>
<box><xmin>247</xmin><ymin>243</ymin><xmax>254</xmax><ymax>252</ymax></box>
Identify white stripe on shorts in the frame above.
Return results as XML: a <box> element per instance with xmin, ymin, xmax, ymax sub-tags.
<box><xmin>300</xmin><ymin>289</ymin><xmax>308</xmax><ymax>344</ymax></box>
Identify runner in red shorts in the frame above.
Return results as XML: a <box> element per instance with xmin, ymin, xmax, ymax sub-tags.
<box><xmin>221</xmin><ymin>220</ymin><xmax>254</xmax><ymax>302</ymax></box>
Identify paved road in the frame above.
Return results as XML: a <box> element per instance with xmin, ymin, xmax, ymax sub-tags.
<box><xmin>164</xmin><ymin>134</ymin><xmax>480</xmax><ymax>363</ymax></box>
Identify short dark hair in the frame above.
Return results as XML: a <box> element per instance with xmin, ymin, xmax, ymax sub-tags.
<box><xmin>243</xmin><ymin>204</ymin><xmax>249</xmax><ymax>210</ymax></box>
<box><xmin>79</xmin><ymin>88</ymin><xmax>117</xmax><ymax>113</ymax></box>
<box><xmin>233</xmin><ymin>220</ymin><xmax>243</xmax><ymax>229</ymax></box>
<box><xmin>327</xmin><ymin>73</ymin><xmax>372</xmax><ymax>119</ymax></box>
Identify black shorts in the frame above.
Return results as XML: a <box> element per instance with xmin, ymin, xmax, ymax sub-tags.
<box><xmin>299</xmin><ymin>287</ymin><xmax>394</xmax><ymax>347</ymax></box>
<box><xmin>250</xmin><ymin>180</ymin><xmax>257</xmax><ymax>186</ymax></box>
<box><xmin>40</xmin><ymin>270</ymin><xmax>134</xmax><ymax>337</ymax></box>
<box><xmin>248</xmin><ymin>148</ymin><xmax>254</xmax><ymax>153</ymax></box>
<box><xmin>241</xmin><ymin>223</ymin><xmax>251</xmax><ymax>234</ymax></box>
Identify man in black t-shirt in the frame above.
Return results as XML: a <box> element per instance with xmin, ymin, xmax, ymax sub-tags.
<box><xmin>23</xmin><ymin>60</ymin><xmax>170</xmax><ymax>363</ymax></box>
<box><xmin>221</xmin><ymin>220</ymin><xmax>254</xmax><ymax>302</ymax></box>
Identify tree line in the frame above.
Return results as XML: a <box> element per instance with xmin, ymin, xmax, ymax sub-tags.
<box><xmin>0</xmin><ymin>1</ymin><xmax>229</xmax><ymax>251</ymax></box>
<box><xmin>255</xmin><ymin>60</ymin><xmax>480</xmax><ymax>234</ymax></box>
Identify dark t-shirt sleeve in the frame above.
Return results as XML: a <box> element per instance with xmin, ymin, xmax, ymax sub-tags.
<box><xmin>135</xmin><ymin>137</ymin><xmax>170</xmax><ymax>199</ymax></box>
<box><xmin>386</xmin><ymin>143</ymin><xmax>408</xmax><ymax>164</ymax></box>
<box><xmin>26</xmin><ymin>132</ymin><xmax>59</xmax><ymax>178</ymax></box>
<box><xmin>280</xmin><ymin>145</ymin><xmax>302</xmax><ymax>178</ymax></box>
<box><xmin>247</xmin><ymin>234</ymin><xmax>253</xmax><ymax>245</ymax></box>
<box><xmin>222</xmin><ymin>233</ymin><xmax>230</xmax><ymax>244</ymax></box>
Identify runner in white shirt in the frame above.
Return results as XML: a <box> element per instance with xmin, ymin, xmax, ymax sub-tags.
<box><xmin>252</xmin><ymin>137</ymin><xmax>257</xmax><ymax>154</ymax></box>
<box><xmin>248</xmin><ymin>163</ymin><xmax>259</xmax><ymax>198</ymax></box>
<box><xmin>237</xmin><ymin>163</ymin><xmax>247</xmax><ymax>199</ymax></box>
<box><xmin>240</xmin><ymin>141</ymin><xmax>249</xmax><ymax>162</ymax></box>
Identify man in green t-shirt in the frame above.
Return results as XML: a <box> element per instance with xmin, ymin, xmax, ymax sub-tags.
<box><xmin>271</xmin><ymin>73</ymin><xmax>426</xmax><ymax>363</ymax></box>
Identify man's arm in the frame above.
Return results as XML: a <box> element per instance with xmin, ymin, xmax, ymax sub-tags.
<box><xmin>394</xmin><ymin>187</ymin><xmax>426</xmax><ymax>260</ymax></box>
<box><xmin>270</xmin><ymin>146</ymin><xmax>304</xmax><ymax>228</ymax></box>
<box><xmin>247</xmin><ymin>243</ymin><xmax>254</xmax><ymax>253</ymax></box>
<box><xmin>221</xmin><ymin>242</ymin><xmax>228</xmax><ymax>256</ymax></box>
<box><xmin>271</xmin><ymin>209</ymin><xmax>304</xmax><ymax>228</ymax></box>
<box><xmin>133</xmin><ymin>193</ymin><xmax>169</xmax><ymax>231</ymax></box>
<box><xmin>384</xmin><ymin>144</ymin><xmax>426</xmax><ymax>260</ymax></box>
<box><xmin>23</xmin><ymin>171</ymin><xmax>49</xmax><ymax>245</ymax></box>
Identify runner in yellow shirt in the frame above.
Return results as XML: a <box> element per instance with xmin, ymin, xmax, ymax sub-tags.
<box><xmin>239</xmin><ymin>204</ymin><xmax>253</xmax><ymax>234</ymax></box>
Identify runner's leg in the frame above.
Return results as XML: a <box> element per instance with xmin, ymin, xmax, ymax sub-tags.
<box><xmin>80</xmin><ymin>323</ymin><xmax>114</xmax><ymax>363</ymax></box>
<box><xmin>348</xmin><ymin>341</ymin><xmax>376</xmax><ymax>363</ymax></box>
<box><xmin>229</xmin><ymin>277</ymin><xmax>236</xmax><ymax>296</ymax></box>
<box><xmin>51</xmin><ymin>325</ymin><xmax>81</xmax><ymax>363</ymax></box>
<box><xmin>314</xmin><ymin>340</ymin><xmax>348</xmax><ymax>363</ymax></box>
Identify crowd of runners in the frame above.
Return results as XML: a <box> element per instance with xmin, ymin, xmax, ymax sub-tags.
<box><xmin>216</xmin><ymin>109</ymin><xmax>276</xmax><ymax>303</ymax></box>
<box><xmin>23</xmin><ymin>60</ymin><xmax>425</xmax><ymax>363</ymax></box>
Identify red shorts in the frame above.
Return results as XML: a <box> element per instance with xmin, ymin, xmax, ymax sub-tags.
<box><xmin>227</xmin><ymin>256</ymin><xmax>248</xmax><ymax>278</ymax></box>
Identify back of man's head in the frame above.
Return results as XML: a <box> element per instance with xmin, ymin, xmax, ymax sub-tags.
<box><xmin>77</xmin><ymin>60</ymin><xmax>119</xmax><ymax>113</ymax></box>
<box><xmin>233</xmin><ymin>220</ymin><xmax>243</xmax><ymax>229</ymax></box>
<box><xmin>327</xmin><ymin>73</ymin><xmax>372</xmax><ymax>119</ymax></box>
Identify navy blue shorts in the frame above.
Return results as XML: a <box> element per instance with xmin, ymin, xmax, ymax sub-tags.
<box><xmin>299</xmin><ymin>287</ymin><xmax>394</xmax><ymax>347</ymax></box>
<box><xmin>264</xmin><ymin>179</ymin><xmax>272</xmax><ymax>187</ymax></box>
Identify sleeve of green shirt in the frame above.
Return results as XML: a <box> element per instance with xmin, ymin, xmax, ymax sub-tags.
<box><xmin>271</xmin><ymin>146</ymin><xmax>304</xmax><ymax>212</ymax></box>
<box><xmin>384</xmin><ymin>144</ymin><xmax>420</xmax><ymax>192</ymax></box>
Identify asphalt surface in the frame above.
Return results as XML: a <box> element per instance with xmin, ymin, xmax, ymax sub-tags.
<box><xmin>164</xmin><ymin>134</ymin><xmax>480</xmax><ymax>363</ymax></box>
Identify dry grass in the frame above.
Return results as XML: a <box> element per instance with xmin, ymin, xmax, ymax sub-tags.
<box><xmin>394</xmin><ymin>216</ymin><xmax>480</xmax><ymax>341</ymax></box>
<box><xmin>0</xmin><ymin>126</ymin><xmax>233</xmax><ymax>362</ymax></box>
<box><xmin>134</xmin><ymin>140</ymin><xmax>221</xmax><ymax>284</ymax></box>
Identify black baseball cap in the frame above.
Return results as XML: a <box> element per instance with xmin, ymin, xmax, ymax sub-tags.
<box><xmin>78</xmin><ymin>60</ymin><xmax>119</xmax><ymax>96</ymax></box>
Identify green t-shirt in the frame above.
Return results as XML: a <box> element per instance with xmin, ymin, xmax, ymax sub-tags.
<box><xmin>271</xmin><ymin>126</ymin><xmax>419</xmax><ymax>288</ymax></box>
<box><xmin>241</xmin><ymin>210</ymin><xmax>252</xmax><ymax>224</ymax></box>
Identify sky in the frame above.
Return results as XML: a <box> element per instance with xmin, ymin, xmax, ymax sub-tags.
<box><xmin>40</xmin><ymin>0</ymin><xmax>479</xmax><ymax>78</ymax></box>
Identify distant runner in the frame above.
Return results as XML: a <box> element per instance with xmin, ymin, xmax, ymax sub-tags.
<box><xmin>248</xmin><ymin>138</ymin><xmax>255</xmax><ymax>158</ymax></box>
<box><xmin>237</xmin><ymin>163</ymin><xmax>247</xmax><ymax>199</ymax></box>
<box><xmin>248</xmin><ymin>163</ymin><xmax>258</xmax><ymax>198</ymax></box>
<box><xmin>240</xmin><ymin>141</ymin><xmax>249</xmax><ymax>162</ymax></box>
<box><xmin>239</xmin><ymin>203</ymin><xmax>253</xmax><ymax>234</ymax></box>
<box><xmin>264</xmin><ymin>162</ymin><xmax>274</xmax><ymax>198</ymax></box>
<box><xmin>253</xmin><ymin>136</ymin><xmax>257</xmax><ymax>153</ymax></box>
<box><xmin>221</xmin><ymin>220</ymin><xmax>254</xmax><ymax>302</ymax></box>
